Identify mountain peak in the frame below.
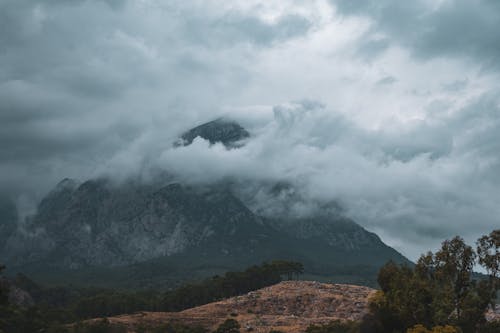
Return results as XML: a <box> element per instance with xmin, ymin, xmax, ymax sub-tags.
<box><xmin>177</xmin><ymin>118</ymin><xmax>250</xmax><ymax>147</ymax></box>
<box><xmin>53</xmin><ymin>178</ymin><xmax>79</xmax><ymax>192</ymax></box>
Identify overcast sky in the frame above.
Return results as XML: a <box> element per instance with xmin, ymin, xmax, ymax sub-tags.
<box><xmin>1</xmin><ymin>0</ymin><xmax>500</xmax><ymax>260</ymax></box>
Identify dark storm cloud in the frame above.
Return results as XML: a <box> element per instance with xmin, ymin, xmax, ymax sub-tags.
<box><xmin>0</xmin><ymin>0</ymin><xmax>314</xmax><ymax>198</ymax></box>
<box><xmin>333</xmin><ymin>0</ymin><xmax>500</xmax><ymax>66</ymax></box>
<box><xmin>1</xmin><ymin>0</ymin><xmax>499</xmax><ymax>259</ymax></box>
<box><xmin>158</xmin><ymin>95</ymin><xmax>500</xmax><ymax>258</ymax></box>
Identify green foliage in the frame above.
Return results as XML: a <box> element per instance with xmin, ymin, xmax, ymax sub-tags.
<box><xmin>0</xmin><ymin>261</ymin><xmax>302</xmax><ymax>332</ymax></box>
<box><xmin>477</xmin><ymin>230</ymin><xmax>500</xmax><ymax>310</ymax></box>
<box><xmin>1</xmin><ymin>265</ymin><xmax>49</xmax><ymax>333</ymax></box>
<box><xmin>0</xmin><ymin>305</ymin><xmax>55</xmax><ymax>333</ymax></box>
<box><xmin>306</xmin><ymin>320</ymin><xmax>359</xmax><ymax>333</ymax></box>
<box><xmin>477</xmin><ymin>230</ymin><xmax>500</xmax><ymax>280</ymax></box>
<box><xmin>160</xmin><ymin>261</ymin><xmax>303</xmax><ymax>311</ymax></box>
<box><xmin>368</xmin><ymin>230</ymin><xmax>500</xmax><ymax>333</ymax></box>
<box><xmin>13</xmin><ymin>272</ymin><xmax>83</xmax><ymax>309</ymax></box>
<box><xmin>267</xmin><ymin>260</ymin><xmax>304</xmax><ymax>280</ymax></box>
<box><xmin>135</xmin><ymin>321</ymin><xmax>207</xmax><ymax>333</ymax></box>
<box><xmin>478</xmin><ymin>320</ymin><xmax>500</xmax><ymax>333</ymax></box>
<box><xmin>73</xmin><ymin>291</ymin><xmax>152</xmax><ymax>319</ymax></box>
<box><xmin>70</xmin><ymin>319</ymin><xmax>126</xmax><ymax>333</ymax></box>
<box><xmin>1</xmin><ymin>229</ymin><xmax>497</xmax><ymax>333</ymax></box>
<box><xmin>213</xmin><ymin>319</ymin><xmax>240</xmax><ymax>333</ymax></box>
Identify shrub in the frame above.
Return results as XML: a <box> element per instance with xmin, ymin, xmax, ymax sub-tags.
<box><xmin>213</xmin><ymin>319</ymin><xmax>240</xmax><ymax>333</ymax></box>
<box><xmin>306</xmin><ymin>320</ymin><xmax>359</xmax><ymax>333</ymax></box>
<box><xmin>70</xmin><ymin>319</ymin><xmax>127</xmax><ymax>333</ymax></box>
<box><xmin>406</xmin><ymin>324</ymin><xmax>461</xmax><ymax>333</ymax></box>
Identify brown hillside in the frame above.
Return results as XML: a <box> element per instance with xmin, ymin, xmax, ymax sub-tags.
<box><xmin>95</xmin><ymin>281</ymin><xmax>376</xmax><ymax>333</ymax></box>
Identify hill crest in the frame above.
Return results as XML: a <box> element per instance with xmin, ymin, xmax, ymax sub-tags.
<box><xmin>91</xmin><ymin>281</ymin><xmax>376</xmax><ymax>333</ymax></box>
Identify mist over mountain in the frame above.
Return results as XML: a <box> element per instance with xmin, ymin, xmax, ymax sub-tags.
<box><xmin>177</xmin><ymin>118</ymin><xmax>250</xmax><ymax>147</ymax></box>
<box><xmin>0</xmin><ymin>120</ymin><xmax>409</xmax><ymax>287</ymax></box>
<box><xmin>1</xmin><ymin>0</ymin><xmax>500</xmax><ymax>266</ymax></box>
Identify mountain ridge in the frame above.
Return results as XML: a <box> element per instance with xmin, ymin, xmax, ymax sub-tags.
<box><xmin>1</xmin><ymin>178</ymin><xmax>408</xmax><ymax>288</ymax></box>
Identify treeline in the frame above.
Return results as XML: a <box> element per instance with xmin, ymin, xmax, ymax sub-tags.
<box><xmin>72</xmin><ymin>260</ymin><xmax>303</xmax><ymax>318</ymax></box>
<box><xmin>0</xmin><ymin>260</ymin><xmax>303</xmax><ymax>333</ymax></box>
<box><xmin>364</xmin><ymin>229</ymin><xmax>500</xmax><ymax>333</ymax></box>
<box><xmin>161</xmin><ymin>260</ymin><xmax>303</xmax><ymax>311</ymax></box>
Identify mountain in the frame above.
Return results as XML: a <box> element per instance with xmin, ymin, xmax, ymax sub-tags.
<box><xmin>5</xmin><ymin>180</ymin><xmax>272</xmax><ymax>268</ymax></box>
<box><xmin>3</xmin><ymin>179</ymin><xmax>407</xmax><ymax>288</ymax></box>
<box><xmin>1</xmin><ymin>119</ymin><xmax>409</xmax><ymax>288</ymax></box>
<box><xmin>0</xmin><ymin>196</ymin><xmax>17</xmax><ymax>252</ymax></box>
<box><xmin>177</xmin><ymin>118</ymin><xmax>250</xmax><ymax>147</ymax></box>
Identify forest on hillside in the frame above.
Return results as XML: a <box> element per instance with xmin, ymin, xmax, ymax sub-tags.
<box><xmin>0</xmin><ymin>230</ymin><xmax>499</xmax><ymax>333</ymax></box>
<box><xmin>0</xmin><ymin>261</ymin><xmax>303</xmax><ymax>333</ymax></box>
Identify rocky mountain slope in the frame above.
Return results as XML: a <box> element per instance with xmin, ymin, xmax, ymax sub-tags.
<box><xmin>86</xmin><ymin>281</ymin><xmax>376</xmax><ymax>333</ymax></box>
<box><xmin>4</xmin><ymin>180</ymin><xmax>274</xmax><ymax>268</ymax></box>
<box><xmin>2</xmin><ymin>178</ymin><xmax>407</xmax><ymax>287</ymax></box>
<box><xmin>177</xmin><ymin>118</ymin><xmax>250</xmax><ymax>147</ymax></box>
<box><xmin>0</xmin><ymin>197</ymin><xmax>17</xmax><ymax>252</ymax></box>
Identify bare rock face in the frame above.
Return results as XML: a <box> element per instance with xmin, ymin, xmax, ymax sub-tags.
<box><xmin>0</xmin><ymin>277</ymin><xmax>35</xmax><ymax>308</ymax></box>
<box><xmin>91</xmin><ymin>281</ymin><xmax>376</xmax><ymax>333</ymax></box>
<box><xmin>8</xmin><ymin>284</ymin><xmax>35</xmax><ymax>308</ymax></box>
<box><xmin>177</xmin><ymin>118</ymin><xmax>250</xmax><ymax>147</ymax></box>
<box><xmin>182</xmin><ymin>281</ymin><xmax>375</xmax><ymax>322</ymax></box>
<box><xmin>0</xmin><ymin>196</ymin><xmax>17</xmax><ymax>253</ymax></box>
<box><xmin>5</xmin><ymin>180</ymin><xmax>272</xmax><ymax>269</ymax></box>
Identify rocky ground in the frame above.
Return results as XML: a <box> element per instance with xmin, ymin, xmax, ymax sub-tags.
<box><xmin>0</xmin><ymin>276</ymin><xmax>34</xmax><ymax>308</ymax></box>
<box><xmin>92</xmin><ymin>281</ymin><xmax>376</xmax><ymax>333</ymax></box>
<box><xmin>486</xmin><ymin>304</ymin><xmax>500</xmax><ymax>322</ymax></box>
<box><xmin>85</xmin><ymin>281</ymin><xmax>500</xmax><ymax>333</ymax></box>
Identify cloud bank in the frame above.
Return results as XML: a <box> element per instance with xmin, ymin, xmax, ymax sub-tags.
<box><xmin>1</xmin><ymin>0</ymin><xmax>500</xmax><ymax>259</ymax></box>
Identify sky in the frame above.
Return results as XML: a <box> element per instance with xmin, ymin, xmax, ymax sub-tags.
<box><xmin>1</xmin><ymin>0</ymin><xmax>500</xmax><ymax>260</ymax></box>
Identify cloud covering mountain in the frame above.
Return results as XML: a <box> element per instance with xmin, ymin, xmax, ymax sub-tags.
<box><xmin>1</xmin><ymin>0</ymin><xmax>500</xmax><ymax>259</ymax></box>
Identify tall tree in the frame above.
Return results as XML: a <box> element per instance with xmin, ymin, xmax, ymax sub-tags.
<box><xmin>369</xmin><ymin>230</ymin><xmax>500</xmax><ymax>333</ymax></box>
<box><xmin>433</xmin><ymin>237</ymin><xmax>476</xmax><ymax>324</ymax></box>
<box><xmin>477</xmin><ymin>230</ymin><xmax>500</xmax><ymax>289</ymax></box>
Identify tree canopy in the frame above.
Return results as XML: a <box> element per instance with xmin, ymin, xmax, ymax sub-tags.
<box><xmin>368</xmin><ymin>230</ymin><xmax>500</xmax><ymax>333</ymax></box>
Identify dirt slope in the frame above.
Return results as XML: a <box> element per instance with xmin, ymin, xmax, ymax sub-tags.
<box><xmin>99</xmin><ymin>281</ymin><xmax>376</xmax><ymax>332</ymax></box>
